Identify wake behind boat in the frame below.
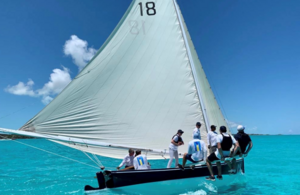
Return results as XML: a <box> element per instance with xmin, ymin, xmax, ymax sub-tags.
<box><xmin>1</xmin><ymin>0</ymin><xmax>249</xmax><ymax>192</ymax></box>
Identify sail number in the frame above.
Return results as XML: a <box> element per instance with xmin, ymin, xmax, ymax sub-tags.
<box><xmin>138</xmin><ymin>2</ymin><xmax>156</xmax><ymax>16</ymax></box>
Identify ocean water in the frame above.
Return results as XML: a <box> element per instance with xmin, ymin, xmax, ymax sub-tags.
<box><xmin>0</xmin><ymin>136</ymin><xmax>299</xmax><ymax>195</ymax></box>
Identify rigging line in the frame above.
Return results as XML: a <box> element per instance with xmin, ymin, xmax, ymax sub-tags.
<box><xmin>81</xmin><ymin>151</ymin><xmax>102</xmax><ymax>168</ymax></box>
<box><xmin>205</xmin><ymin>66</ymin><xmax>229</xmax><ymax>125</ymax></box>
<box><xmin>0</xmin><ymin>135</ymin><xmax>99</xmax><ymax>169</ymax></box>
<box><xmin>92</xmin><ymin>153</ymin><xmax>104</xmax><ymax>167</ymax></box>
<box><xmin>0</xmin><ymin>103</ymin><xmax>35</xmax><ymax>120</ymax></box>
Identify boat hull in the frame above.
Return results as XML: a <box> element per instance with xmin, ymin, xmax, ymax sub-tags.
<box><xmin>85</xmin><ymin>158</ymin><xmax>244</xmax><ymax>191</ymax></box>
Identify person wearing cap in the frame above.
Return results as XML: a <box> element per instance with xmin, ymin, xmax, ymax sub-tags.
<box><xmin>192</xmin><ymin>122</ymin><xmax>201</xmax><ymax>140</ymax></box>
<box><xmin>207</xmin><ymin>125</ymin><xmax>218</xmax><ymax>154</ymax></box>
<box><xmin>205</xmin><ymin>126</ymin><xmax>240</xmax><ymax>181</ymax></box>
<box><xmin>234</xmin><ymin>125</ymin><xmax>253</xmax><ymax>157</ymax></box>
<box><xmin>179</xmin><ymin>134</ymin><xmax>207</xmax><ymax>168</ymax></box>
<box><xmin>133</xmin><ymin>150</ymin><xmax>151</xmax><ymax>170</ymax></box>
<box><xmin>167</xmin><ymin>129</ymin><xmax>184</xmax><ymax>168</ymax></box>
<box><xmin>117</xmin><ymin>148</ymin><xmax>135</xmax><ymax>170</ymax></box>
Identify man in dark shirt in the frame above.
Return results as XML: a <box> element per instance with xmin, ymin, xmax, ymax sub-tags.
<box><xmin>234</xmin><ymin>125</ymin><xmax>253</xmax><ymax>157</ymax></box>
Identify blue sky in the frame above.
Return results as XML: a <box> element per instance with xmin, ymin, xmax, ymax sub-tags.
<box><xmin>0</xmin><ymin>0</ymin><xmax>299</xmax><ymax>135</ymax></box>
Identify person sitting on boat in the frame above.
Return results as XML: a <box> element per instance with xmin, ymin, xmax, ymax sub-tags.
<box><xmin>179</xmin><ymin>135</ymin><xmax>207</xmax><ymax>168</ymax></box>
<box><xmin>133</xmin><ymin>150</ymin><xmax>151</xmax><ymax>170</ymax></box>
<box><xmin>116</xmin><ymin>148</ymin><xmax>135</xmax><ymax>170</ymax></box>
<box><xmin>234</xmin><ymin>125</ymin><xmax>253</xmax><ymax>157</ymax></box>
<box><xmin>205</xmin><ymin>126</ymin><xmax>240</xmax><ymax>181</ymax></box>
<box><xmin>192</xmin><ymin>122</ymin><xmax>201</xmax><ymax>140</ymax></box>
<box><xmin>167</xmin><ymin>129</ymin><xmax>184</xmax><ymax>168</ymax></box>
<box><xmin>207</xmin><ymin>125</ymin><xmax>218</xmax><ymax>154</ymax></box>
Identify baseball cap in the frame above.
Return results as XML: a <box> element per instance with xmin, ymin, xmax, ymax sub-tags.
<box><xmin>177</xmin><ymin>129</ymin><xmax>184</xmax><ymax>134</ymax></box>
<box><xmin>196</xmin><ymin>122</ymin><xmax>201</xmax><ymax>126</ymax></box>
<box><xmin>237</xmin><ymin>125</ymin><xmax>245</xmax><ymax>131</ymax></box>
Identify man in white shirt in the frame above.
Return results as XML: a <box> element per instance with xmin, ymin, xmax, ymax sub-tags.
<box><xmin>192</xmin><ymin>122</ymin><xmax>201</xmax><ymax>140</ymax></box>
<box><xmin>133</xmin><ymin>150</ymin><xmax>151</xmax><ymax>170</ymax></box>
<box><xmin>179</xmin><ymin>135</ymin><xmax>207</xmax><ymax>168</ymax></box>
<box><xmin>205</xmin><ymin>126</ymin><xmax>240</xmax><ymax>181</ymax></box>
<box><xmin>207</xmin><ymin>125</ymin><xmax>218</xmax><ymax>154</ymax></box>
<box><xmin>117</xmin><ymin>148</ymin><xmax>135</xmax><ymax>170</ymax></box>
<box><xmin>167</xmin><ymin>129</ymin><xmax>184</xmax><ymax>168</ymax></box>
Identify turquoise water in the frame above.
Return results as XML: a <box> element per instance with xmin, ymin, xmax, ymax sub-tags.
<box><xmin>0</xmin><ymin>136</ymin><xmax>299</xmax><ymax>194</ymax></box>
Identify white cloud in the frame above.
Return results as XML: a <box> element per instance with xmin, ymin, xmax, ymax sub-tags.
<box><xmin>226</xmin><ymin>119</ymin><xmax>240</xmax><ymax>128</ymax></box>
<box><xmin>41</xmin><ymin>96</ymin><xmax>53</xmax><ymax>105</ymax></box>
<box><xmin>64</xmin><ymin>35</ymin><xmax>97</xmax><ymax>71</ymax></box>
<box><xmin>5</xmin><ymin>67</ymin><xmax>71</xmax><ymax>105</ymax></box>
<box><xmin>37</xmin><ymin>67</ymin><xmax>71</xmax><ymax>97</ymax></box>
<box><xmin>5</xmin><ymin>79</ymin><xmax>36</xmax><ymax>97</ymax></box>
<box><xmin>5</xmin><ymin>35</ymin><xmax>94</xmax><ymax>104</ymax></box>
<box><xmin>248</xmin><ymin>126</ymin><xmax>258</xmax><ymax>132</ymax></box>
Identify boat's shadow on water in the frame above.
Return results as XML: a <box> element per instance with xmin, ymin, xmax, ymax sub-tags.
<box><xmin>85</xmin><ymin>174</ymin><xmax>254</xmax><ymax>195</ymax></box>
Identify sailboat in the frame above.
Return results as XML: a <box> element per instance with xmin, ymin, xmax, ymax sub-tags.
<box><xmin>1</xmin><ymin>0</ymin><xmax>244</xmax><ymax>192</ymax></box>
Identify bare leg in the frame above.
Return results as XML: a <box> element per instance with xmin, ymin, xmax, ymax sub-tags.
<box><xmin>216</xmin><ymin>162</ymin><xmax>222</xmax><ymax>177</ymax></box>
<box><xmin>182</xmin><ymin>153</ymin><xmax>187</xmax><ymax>167</ymax></box>
<box><xmin>226</xmin><ymin>160</ymin><xmax>232</xmax><ymax>170</ymax></box>
<box><xmin>232</xmin><ymin>158</ymin><xmax>236</xmax><ymax>172</ymax></box>
<box><xmin>206</xmin><ymin>159</ymin><xmax>214</xmax><ymax>177</ymax></box>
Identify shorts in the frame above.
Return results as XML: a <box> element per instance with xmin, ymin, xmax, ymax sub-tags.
<box><xmin>207</xmin><ymin>153</ymin><xmax>220</xmax><ymax>162</ymax></box>
<box><xmin>186</xmin><ymin>154</ymin><xmax>198</xmax><ymax>163</ymax></box>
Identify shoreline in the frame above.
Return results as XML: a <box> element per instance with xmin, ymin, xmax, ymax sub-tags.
<box><xmin>0</xmin><ymin>134</ymin><xmax>34</xmax><ymax>139</ymax></box>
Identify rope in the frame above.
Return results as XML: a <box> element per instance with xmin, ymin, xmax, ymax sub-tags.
<box><xmin>92</xmin><ymin>153</ymin><xmax>104</xmax><ymax>168</ymax></box>
<box><xmin>0</xmin><ymin>103</ymin><xmax>35</xmax><ymax>120</ymax></box>
<box><xmin>81</xmin><ymin>150</ymin><xmax>103</xmax><ymax>168</ymax></box>
<box><xmin>0</xmin><ymin>135</ymin><xmax>99</xmax><ymax>169</ymax></box>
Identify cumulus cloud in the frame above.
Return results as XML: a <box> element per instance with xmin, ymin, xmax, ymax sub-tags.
<box><xmin>37</xmin><ymin>67</ymin><xmax>71</xmax><ymax>97</ymax></box>
<box><xmin>226</xmin><ymin>119</ymin><xmax>240</xmax><ymax>128</ymax></box>
<box><xmin>5</xmin><ymin>35</ymin><xmax>95</xmax><ymax>104</ymax></box>
<box><xmin>5</xmin><ymin>79</ymin><xmax>36</xmax><ymax>97</ymax></box>
<box><xmin>64</xmin><ymin>35</ymin><xmax>97</xmax><ymax>71</ymax></box>
<box><xmin>5</xmin><ymin>67</ymin><xmax>71</xmax><ymax>105</ymax></box>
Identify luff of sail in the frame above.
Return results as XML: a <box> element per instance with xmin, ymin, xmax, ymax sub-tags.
<box><xmin>17</xmin><ymin>0</ymin><xmax>229</xmax><ymax>159</ymax></box>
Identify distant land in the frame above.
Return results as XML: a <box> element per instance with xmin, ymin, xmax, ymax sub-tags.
<box><xmin>0</xmin><ymin>134</ymin><xmax>34</xmax><ymax>139</ymax></box>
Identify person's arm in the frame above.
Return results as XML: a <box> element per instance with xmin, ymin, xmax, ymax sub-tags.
<box><xmin>244</xmin><ymin>141</ymin><xmax>253</xmax><ymax>157</ymax></box>
<box><xmin>207</xmin><ymin>133</ymin><xmax>211</xmax><ymax>149</ymax></box>
<box><xmin>117</xmin><ymin>157</ymin><xmax>126</xmax><ymax>169</ymax></box>
<box><xmin>217</xmin><ymin>142</ymin><xmax>224</xmax><ymax>161</ymax></box>
<box><xmin>171</xmin><ymin>139</ymin><xmax>179</xmax><ymax>146</ymax></box>
<box><xmin>232</xmin><ymin>140</ymin><xmax>240</xmax><ymax>157</ymax></box>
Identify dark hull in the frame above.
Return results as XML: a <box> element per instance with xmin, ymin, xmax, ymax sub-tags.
<box><xmin>85</xmin><ymin>158</ymin><xmax>244</xmax><ymax>191</ymax></box>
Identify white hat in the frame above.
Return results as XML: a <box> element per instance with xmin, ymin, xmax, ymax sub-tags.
<box><xmin>237</xmin><ymin>125</ymin><xmax>245</xmax><ymax>131</ymax></box>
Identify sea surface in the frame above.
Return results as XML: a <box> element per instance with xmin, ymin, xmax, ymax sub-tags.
<box><xmin>0</xmin><ymin>136</ymin><xmax>299</xmax><ymax>195</ymax></box>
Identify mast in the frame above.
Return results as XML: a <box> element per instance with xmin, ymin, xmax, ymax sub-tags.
<box><xmin>173</xmin><ymin>0</ymin><xmax>210</xmax><ymax>132</ymax></box>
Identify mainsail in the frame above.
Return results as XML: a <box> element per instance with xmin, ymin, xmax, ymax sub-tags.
<box><xmin>5</xmin><ymin>0</ymin><xmax>229</xmax><ymax>159</ymax></box>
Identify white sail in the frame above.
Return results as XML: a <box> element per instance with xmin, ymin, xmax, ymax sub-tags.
<box><xmin>16</xmin><ymin>0</ymin><xmax>229</xmax><ymax>159</ymax></box>
<box><xmin>175</xmin><ymin>2</ymin><xmax>229</xmax><ymax>133</ymax></box>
